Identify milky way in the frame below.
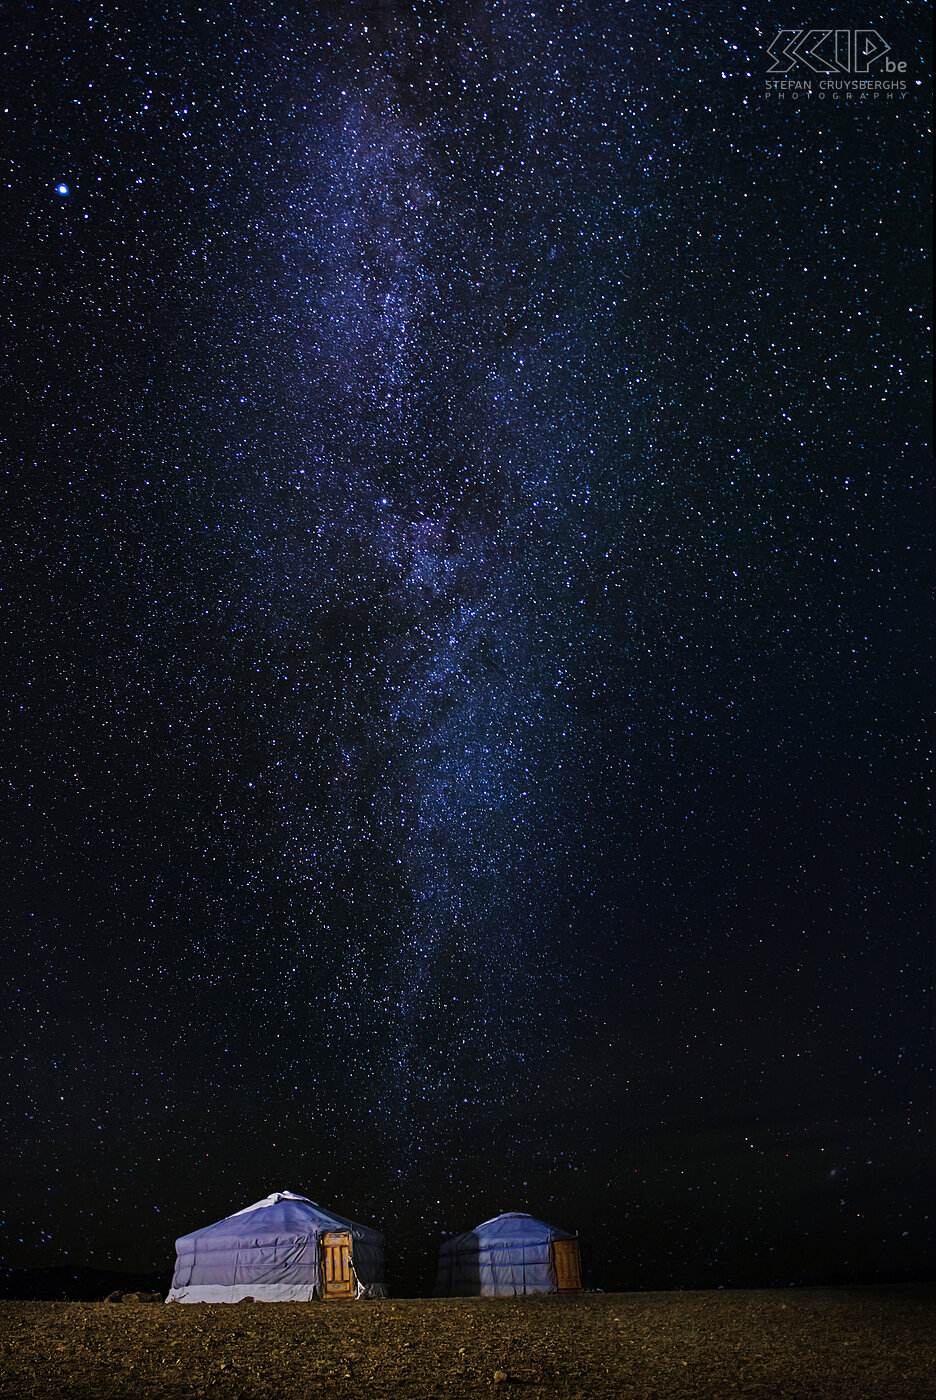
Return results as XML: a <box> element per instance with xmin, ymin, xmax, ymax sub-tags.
<box><xmin>2</xmin><ymin>2</ymin><xmax>931</xmax><ymax>1290</ymax></box>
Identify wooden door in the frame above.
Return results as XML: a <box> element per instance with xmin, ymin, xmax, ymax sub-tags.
<box><xmin>321</xmin><ymin>1231</ymin><xmax>354</xmax><ymax>1300</ymax></box>
<box><xmin>552</xmin><ymin>1239</ymin><xmax>582</xmax><ymax>1292</ymax></box>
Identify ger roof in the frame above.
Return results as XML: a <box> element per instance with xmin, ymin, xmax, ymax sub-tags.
<box><xmin>442</xmin><ymin>1211</ymin><xmax>576</xmax><ymax>1248</ymax></box>
<box><xmin>174</xmin><ymin>1191</ymin><xmax>383</xmax><ymax>1250</ymax></box>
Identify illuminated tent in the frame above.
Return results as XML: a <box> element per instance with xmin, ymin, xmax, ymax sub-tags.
<box><xmin>166</xmin><ymin>1191</ymin><xmax>385</xmax><ymax>1303</ymax></box>
<box><xmin>433</xmin><ymin>1211</ymin><xmax>583</xmax><ymax>1297</ymax></box>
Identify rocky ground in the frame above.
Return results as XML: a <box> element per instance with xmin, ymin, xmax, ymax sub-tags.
<box><xmin>0</xmin><ymin>1286</ymin><xmax>932</xmax><ymax>1399</ymax></box>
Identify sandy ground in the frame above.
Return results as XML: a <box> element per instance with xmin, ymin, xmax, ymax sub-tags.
<box><xmin>0</xmin><ymin>1287</ymin><xmax>933</xmax><ymax>1399</ymax></box>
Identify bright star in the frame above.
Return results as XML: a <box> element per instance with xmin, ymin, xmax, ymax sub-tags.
<box><xmin>56</xmin><ymin>183</ymin><xmax>70</xmax><ymax>196</ymax></box>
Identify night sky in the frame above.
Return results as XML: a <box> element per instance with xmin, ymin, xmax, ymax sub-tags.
<box><xmin>1</xmin><ymin>2</ymin><xmax>931</xmax><ymax>1296</ymax></box>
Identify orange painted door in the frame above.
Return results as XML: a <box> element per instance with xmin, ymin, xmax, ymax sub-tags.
<box><xmin>552</xmin><ymin>1239</ymin><xmax>582</xmax><ymax>1291</ymax></box>
<box><xmin>322</xmin><ymin>1231</ymin><xmax>354</xmax><ymax>1299</ymax></box>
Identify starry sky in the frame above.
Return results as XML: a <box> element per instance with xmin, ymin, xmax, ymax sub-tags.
<box><xmin>1</xmin><ymin>1</ymin><xmax>931</xmax><ymax>1295</ymax></box>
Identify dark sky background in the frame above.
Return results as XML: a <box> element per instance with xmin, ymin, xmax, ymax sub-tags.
<box><xmin>1</xmin><ymin>1</ymin><xmax>931</xmax><ymax>1296</ymax></box>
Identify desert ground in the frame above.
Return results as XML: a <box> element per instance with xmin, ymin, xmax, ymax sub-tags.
<box><xmin>0</xmin><ymin>1286</ymin><xmax>933</xmax><ymax>1399</ymax></box>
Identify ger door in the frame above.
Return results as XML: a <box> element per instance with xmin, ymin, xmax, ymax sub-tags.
<box><xmin>321</xmin><ymin>1231</ymin><xmax>354</xmax><ymax>1300</ymax></box>
<box><xmin>551</xmin><ymin>1238</ymin><xmax>582</xmax><ymax>1292</ymax></box>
